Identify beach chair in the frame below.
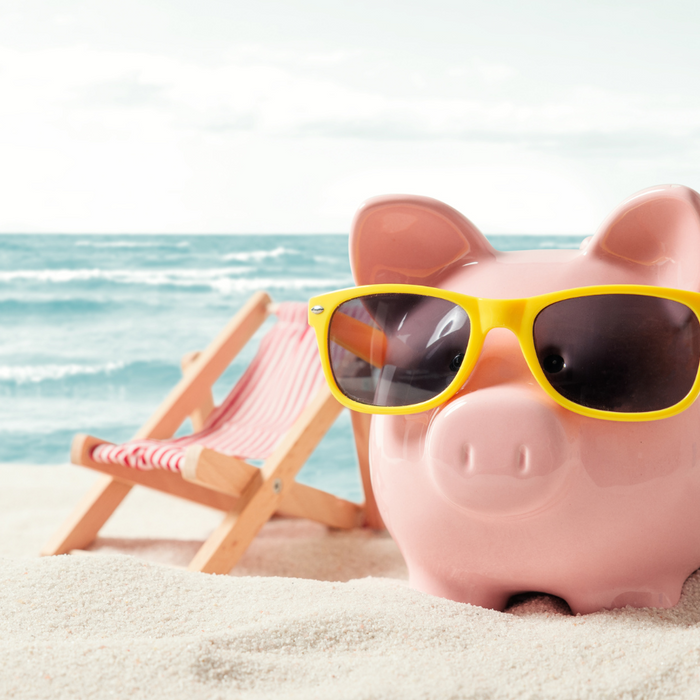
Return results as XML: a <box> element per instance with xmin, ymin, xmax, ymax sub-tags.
<box><xmin>41</xmin><ymin>291</ymin><xmax>382</xmax><ymax>574</ymax></box>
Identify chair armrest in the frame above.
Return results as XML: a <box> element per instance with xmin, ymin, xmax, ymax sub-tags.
<box><xmin>135</xmin><ymin>290</ymin><xmax>272</xmax><ymax>440</ymax></box>
<box><xmin>181</xmin><ymin>445</ymin><xmax>259</xmax><ymax>496</ymax></box>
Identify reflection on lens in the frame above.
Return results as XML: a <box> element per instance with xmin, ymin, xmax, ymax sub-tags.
<box><xmin>533</xmin><ymin>294</ymin><xmax>700</xmax><ymax>412</ymax></box>
<box><xmin>328</xmin><ymin>294</ymin><xmax>471</xmax><ymax>407</ymax></box>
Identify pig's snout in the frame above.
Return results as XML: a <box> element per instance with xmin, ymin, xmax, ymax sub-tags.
<box><xmin>427</xmin><ymin>387</ymin><xmax>570</xmax><ymax>516</ymax></box>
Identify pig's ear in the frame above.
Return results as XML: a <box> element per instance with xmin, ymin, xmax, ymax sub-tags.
<box><xmin>350</xmin><ymin>195</ymin><xmax>496</xmax><ymax>285</ymax></box>
<box><xmin>585</xmin><ymin>185</ymin><xmax>700</xmax><ymax>288</ymax></box>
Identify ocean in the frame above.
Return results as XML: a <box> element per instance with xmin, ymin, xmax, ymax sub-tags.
<box><xmin>2</xmin><ymin>233</ymin><xmax>585</xmax><ymax>501</ymax></box>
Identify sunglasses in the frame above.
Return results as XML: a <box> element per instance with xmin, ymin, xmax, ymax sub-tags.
<box><xmin>307</xmin><ymin>284</ymin><xmax>700</xmax><ymax>422</ymax></box>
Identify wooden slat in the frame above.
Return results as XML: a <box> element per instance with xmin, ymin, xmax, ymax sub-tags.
<box><xmin>135</xmin><ymin>290</ymin><xmax>271</xmax><ymax>440</ymax></box>
<box><xmin>187</xmin><ymin>384</ymin><xmax>345</xmax><ymax>574</ymax></box>
<box><xmin>72</xmin><ymin>435</ymin><xmax>240</xmax><ymax>511</ymax></box>
<box><xmin>350</xmin><ymin>411</ymin><xmax>385</xmax><ymax>530</ymax></box>
<box><xmin>180</xmin><ymin>445</ymin><xmax>258</xmax><ymax>497</ymax></box>
<box><xmin>41</xmin><ymin>430</ymin><xmax>239</xmax><ymax>558</ymax></box>
<box><xmin>278</xmin><ymin>481</ymin><xmax>362</xmax><ymax>529</ymax></box>
<box><xmin>181</xmin><ymin>443</ymin><xmax>361</xmax><ymax>529</ymax></box>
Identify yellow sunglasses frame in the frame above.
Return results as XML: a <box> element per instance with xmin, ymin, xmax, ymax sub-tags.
<box><xmin>308</xmin><ymin>283</ymin><xmax>700</xmax><ymax>422</ymax></box>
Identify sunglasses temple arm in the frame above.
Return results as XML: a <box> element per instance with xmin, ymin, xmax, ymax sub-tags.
<box><xmin>328</xmin><ymin>312</ymin><xmax>387</xmax><ymax>368</ymax></box>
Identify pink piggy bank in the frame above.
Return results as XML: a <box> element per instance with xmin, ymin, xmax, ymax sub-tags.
<box><xmin>317</xmin><ymin>185</ymin><xmax>700</xmax><ymax>614</ymax></box>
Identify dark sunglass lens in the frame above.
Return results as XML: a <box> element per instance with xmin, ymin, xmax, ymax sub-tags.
<box><xmin>328</xmin><ymin>293</ymin><xmax>470</xmax><ymax>408</ymax></box>
<box><xmin>533</xmin><ymin>294</ymin><xmax>700</xmax><ymax>413</ymax></box>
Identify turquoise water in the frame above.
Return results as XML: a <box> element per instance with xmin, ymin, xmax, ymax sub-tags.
<box><xmin>1</xmin><ymin>233</ymin><xmax>585</xmax><ymax>500</ymax></box>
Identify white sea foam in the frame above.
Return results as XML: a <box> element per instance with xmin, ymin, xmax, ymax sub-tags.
<box><xmin>207</xmin><ymin>277</ymin><xmax>352</xmax><ymax>293</ymax></box>
<box><xmin>0</xmin><ymin>362</ymin><xmax>125</xmax><ymax>384</ymax></box>
<box><xmin>74</xmin><ymin>240</ymin><xmax>192</xmax><ymax>249</ymax></box>
<box><xmin>0</xmin><ymin>268</ymin><xmax>349</xmax><ymax>293</ymax></box>
<box><xmin>75</xmin><ymin>241</ymin><xmax>168</xmax><ymax>248</ymax></box>
<box><xmin>0</xmin><ymin>267</ymin><xmax>251</xmax><ymax>285</ymax></box>
<box><xmin>222</xmin><ymin>246</ymin><xmax>295</xmax><ymax>262</ymax></box>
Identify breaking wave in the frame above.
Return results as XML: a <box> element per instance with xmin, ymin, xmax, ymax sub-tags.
<box><xmin>222</xmin><ymin>246</ymin><xmax>297</xmax><ymax>262</ymax></box>
<box><xmin>74</xmin><ymin>240</ymin><xmax>191</xmax><ymax>249</ymax></box>
<box><xmin>0</xmin><ymin>362</ymin><xmax>126</xmax><ymax>384</ymax></box>
<box><xmin>0</xmin><ymin>268</ymin><xmax>350</xmax><ymax>293</ymax></box>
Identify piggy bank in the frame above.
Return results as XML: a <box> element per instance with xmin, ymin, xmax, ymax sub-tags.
<box><xmin>340</xmin><ymin>185</ymin><xmax>700</xmax><ymax>614</ymax></box>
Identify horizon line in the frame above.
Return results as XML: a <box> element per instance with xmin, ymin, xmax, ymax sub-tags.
<box><xmin>0</xmin><ymin>231</ymin><xmax>589</xmax><ymax>237</ymax></box>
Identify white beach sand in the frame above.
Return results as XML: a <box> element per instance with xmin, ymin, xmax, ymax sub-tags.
<box><xmin>2</xmin><ymin>464</ymin><xmax>700</xmax><ymax>699</ymax></box>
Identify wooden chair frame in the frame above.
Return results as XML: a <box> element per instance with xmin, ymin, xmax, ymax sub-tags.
<box><xmin>42</xmin><ymin>291</ymin><xmax>383</xmax><ymax>574</ymax></box>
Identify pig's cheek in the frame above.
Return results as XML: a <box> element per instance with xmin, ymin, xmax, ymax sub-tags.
<box><xmin>579</xmin><ymin>408</ymin><xmax>700</xmax><ymax>487</ymax></box>
<box><xmin>370</xmin><ymin>413</ymin><xmax>431</xmax><ymax>530</ymax></box>
<box><xmin>371</xmin><ymin>413</ymin><xmax>430</xmax><ymax>462</ymax></box>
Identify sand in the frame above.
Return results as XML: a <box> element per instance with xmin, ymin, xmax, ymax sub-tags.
<box><xmin>2</xmin><ymin>465</ymin><xmax>700</xmax><ymax>699</ymax></box>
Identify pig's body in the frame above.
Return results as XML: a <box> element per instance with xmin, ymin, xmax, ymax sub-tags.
<box><xmin>350</xmin><ymin>185</ymin><xmax>700</xmax><ymax>614</ymax></box>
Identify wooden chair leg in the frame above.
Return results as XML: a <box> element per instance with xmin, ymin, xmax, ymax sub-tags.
<box><xmin>187</xmin><ymin>384</ymin><xmax>345</xmax><ymax>574</ymax></box>
<box><xmin>186</xmin><ymin>474</ymin><xmax>364</xmax><ymax>575</ymax></box>
<box><xmin>187</xmin><ymin>471</ymin><xmax>269</xmax><ymax>574</ymax></box>
<box><xmin>40</xmin><ymin>476</ymin><xmax>132</xmax><ymax>555</ymax></box>
<box><xmin>350</xmin><ymin>411</ymin><xmax>384</xmax><ymax>530</ymax></box>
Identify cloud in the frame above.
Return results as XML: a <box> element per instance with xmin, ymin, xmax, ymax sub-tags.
<box><xmin>80</xmin><ymin>74</ymin><xmax>165</xmax><ymax>107</ymax></box>
<box><xmin>0</xmin><ymin>41</ymin><xmax>697</xmax><ymax>233</ymax></box>
<box><xmin>1</xmin><ymin>43</ymin><xmax>698</xmax><ymax>162</ymax></box>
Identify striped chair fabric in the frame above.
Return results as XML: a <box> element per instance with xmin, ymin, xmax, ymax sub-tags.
<box><xmin>91</xmin><ymin>302</ymin><xmax>325</xmax><ymax>472</ymax></box>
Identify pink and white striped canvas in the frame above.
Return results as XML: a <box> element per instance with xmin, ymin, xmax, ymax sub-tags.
<box><xmin>91</xmin><ymin>302</ymin><xmax>326</xmax><ymax>472</ymax></box>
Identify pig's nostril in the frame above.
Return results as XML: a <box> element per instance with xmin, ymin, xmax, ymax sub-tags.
<box><xmin>517</xmin><ymin>445</ymin><xmax>529</xmax><ymax>473</ymax></box>
<box><xmin>462</xmin><ymin>444</ymin><xmax>474</xmax><ymax>473</ymax></box>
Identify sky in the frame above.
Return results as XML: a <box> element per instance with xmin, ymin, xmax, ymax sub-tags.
<box><xmin>0</xmin><ymin>0</ymin><xmax>699</xmax><ymax>234</ymax></box>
